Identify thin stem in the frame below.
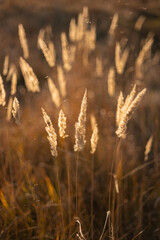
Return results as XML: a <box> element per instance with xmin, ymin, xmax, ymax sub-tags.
<box><xmin>108</xmin><ymin>137</ymin><xmax>121</xmax><ymax>235</ymax></box>
<box><xmin>76</xmin><ymin>152</ymin><xmax>79</xmax><ymax>216</ymax></box>
<box><xmin>55</xmin><ymin>157</ymin><xmax>65</xmax><ymax>239</ymax></box>
<box><xmin>91</xmin><ymin>154</ymin><xmax>94</xmax><ymax>240</ymax></box>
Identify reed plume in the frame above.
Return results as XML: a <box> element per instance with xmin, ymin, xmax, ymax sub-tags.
<box><xmin>7</xmin><ymin>96</ymin><xmax>13</xmax><ymax>121</ymax></box>
<box><xmin>90</xmin><ymin>121</ymin><xmax>99</xmax><ymax>154</ymax></box>
<box><xmin>135</xmin><ymin>34</ymin><xmax>153</xmax><ymax>79</ymax></box>
<box><xmin>116</xmin><ymin>86</ymin><xmax>146</xmax><ymax>138</ymax></box>
<box><xmin>3</xmin><ymin>55</ymin><xmax>9</xmax><ymax>76</ymax></box>
<box><xmin>58</xmin><ymin>109</ymin><xmax>68</xmax><ymax>138</ymax></box>
<box><xmin>12</xmin><ymin>97</ymin><xmax>20</xmax><ymax>124</ymax></box>
<box><xmin>108</xmin><ymin>67</ymin><xmax>115</xmax><ymax>97</ymax></box>
<box><xmin>144</xmin><ymin>135</ymin><xmax>153</xmax><ymax>161</ymax></box>
<box><xmin>42</xmin><ymin>108</ymin><xmax>58</xmax><ymax>157</ymax></box>
<box><xmin>11</xmin><ymin>72</ymin><xmax>17</xmax><ymax>96</ymax></box>
<box><xmin>135</xmin><ymin>15</ymin><xmax>146</xmax><ymax>31</ymax></box>
<box><xmin>48</xmin><ymin>77</ymin><xmax>61</xmax><ymax>108</ymax></box>
<box><xmin>38</xmin><ymin>38</ymin><xmax>55</xmax><ymax>67</ymax></box>
<box><xmin>6</xmin><ymin>64</ymin><xmax>16</xmax><ymax>82</ymax></box>
<box><xmin>0</xmin><ymin>75</ymin><xmax>6</xmax><ymax>106</ymax></box>
<box><xmin>74</xmin><ymin>89</ymin><xmax>87</xmax><ymax>152</ymax></box>
<box><xmin>19</xmin><ymin>57</ymin><xmax>40</xmax><ymax>92</ymax></box>
<box><xmin>109</xmin><ymin>13</ymin><xmax>118</xmax><ymax>36</ymax></box>
<box><xmin>18</xmin><ymin>24</ymin><xmax>29</xmax><ymax>59</ymax></box>
<box><xmin>115</xmin><ymin>42</ymin><xmax>129</xmax><ymax>74</ymax></box>
<box><xmin>57</xmin><ymin>66</ymin><xmax>67</xmax><ymax>98</ymax></box>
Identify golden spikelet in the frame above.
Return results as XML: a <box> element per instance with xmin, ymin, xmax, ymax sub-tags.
<box><xmin>18</xmin><ymin>24</ymin><xmax>29</xmax><ymax>59</ymax></box>
<box><xmin>6</xmin><ymin>64</ymin><xmax>16</xmax><ymax>82</ymax></box>
<box><xmin>107</xmin><ymin>67</ymin><xmax>115</xmax><ymax>97</ymax></box>
<box><xmin>109</xmin><ymin>13</ymin><xmax>118</xmax><ymax>36</ymax></box>
<box><xmin>69</xmin><ymin>18</ymin><xmax>77</xmax><ymax>42</ymax></box>
<box><xmin>42</xmin><ymin>108</ymin><xmax>58</xmax><ymax>157</ymax></box>
<box><xmin>58</xmin><ymin>109</ymin><xmax>68</xmax><ymax>138</ymax></box>
<box><xmin>48</xmin><ymin>77</ymin><xmax>61</xmax><ymax>108</ymax></box>
<box><xmin>57</xmin><ymin>66</ymin><xmax>66</xmax><ymax>98</ymax></box>
<box><xmin>0</xmin><ymin>75</ymin><xmax>6</xmax><ymax>106</ymax></box>
<box><xmin>90</xmin><ymin>121</ymin><xmax>98</xmax><ymax>154</ymax></box>
<box><xmin>90</xmin><ymin>114</ymin><xmax>97</xmax><ymax>131</ymax></box>
<box><xmin>96</xmin><ymin>57</ymin><xmax>103</xmax><ymax>77</ymax></box>
<box><xmin>144</xmin><ymin>135</ymin><xmax>153</xmax><ymax>161</ymax></box>
<box><xmin>38</xmin><ymin>38</ymin><xmax>55</xmax><ymax>67</ymax></box>
<box><xmin>11</xmin><ymin>71</ymin><xmax>17</xmax><ymax>96</ymax></box>
<box><xmin>3</xmin><ymin>55</ymin><xmax>9</xmax><ymax>76</ymax></box>
<box><xmin>116</xmin><ymin>91</ymin><xmax>124</xmax><ymax>127</ymax></box>
<box><xmin>116</xmin><ymin>86</ymin><xmax>146</xmax><ymax>138</ymax></box>
<box><xmin>37</xmin><ymin>28</ymin><xmax>45</xmax><ymax>48</ymax></box>
<box><xmin>61</xmin><ymin>32</ymin><xmax>72</xmax><ymax>71</ymax></box>
<box><xmin>135</xmin><ymin>15</ymin><xmax>146</xmax><ymax>31</ymax></box>
<box><xmin>19</xmin><ymin>57</ymin><xmax>40</xmax><ymax>92</ymax></box>
<box><xmin>115</xmin><ymin>42</ymin><xmax>129</xmax><ymax>74</ymax></box>
<box><xmin>6</xmin><ymin>96</ymin><xmax>13</xmax><ymax>121</ymax></box>
<box><xmin>74</xmin><ymin>90</ymin><xmax>87</xmax><ymax>152</ymax></box>
<box><xmin>12</xmin><ymin>97</ymin><xmax>20</xmax><ymax>124</ymax></box>
<box><xmin>135</xmin><ymin>34</ymin><xmax>153</xmax><ymax>79</ymax></box>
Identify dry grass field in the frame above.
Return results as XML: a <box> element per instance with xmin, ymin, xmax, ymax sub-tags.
<box><xmin>0</xmin><ymin>1</ymin><xmax>160</xmax><ymax>240</ymax></box>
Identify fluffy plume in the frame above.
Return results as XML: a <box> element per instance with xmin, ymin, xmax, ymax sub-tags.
<box><xmin>6</xmin><ymin>64</ymin><xmax>16</xmax><ymax>82</ymax></box>
<box><xmin>135</xmin><ymin>15</ymin><xmax>146</xmax><ymax>31</ymax></box>
<box><xmin>7</xmin><ymin>96</ymin><xmax>13</xmax><ymax>121</ymax></box>
<box><xmin>11</xmin><ymin>71</ymin><xmax>17</xmax><ymax>96</ymax></box>
<box><xmin>19</xmin><ymin>57</ymin><xmax>40</xmax><ymax>92</ymax></box>
<box><xmin>116</xmin><ymin>86</ymin><xmax>146</xmax><ymax>138</ymax></box>
<box><xmin>74</xmin><ymin>90</ymin><xmax>87</xmax><ymax>152</ymax></box>
<box><xmin>69</xmin><ymin>18</ymin><xmax>77</xmax><ymax>42</ymax></box>
<box><xmin>107</xmin><ymin>67</ymin><xmax>115</xmax><ymax>97</ymax></box>
<box><xmin>115</xmin><ymin>42</ymin><xmax>129</xmax><ymax>74</ymax></box>
<box><xmin>42</xmin><ymin>108</ymin><xmax>58</xmax><ymax>157</ymax></box>
<box><xmin>3</xmin><ymin>55</ymin><xmax>9</xmax><ymax>76</ymax></box>
<box><xmin>135</xmin><ymin>34</ymin><xmax>153</xmax><ymax>79</ymax></box>
<box><xmin>58</xmin><ymin>109</ymin><xmax>68</xmax><ymax>138</ymax></box>
<box><xmin>109</xmin><ymin>13</ymin><xmax>118</xmax><ymax>36</ymax></box>
<box><xmin>61</xmin><ymin>32</ymin><xmax>72</xmax><ymax>71</ymax></box>
<box><xmin>116</xmin><ymin>91</ymin><xmax>124</xmax><ymax>127</ymax></box>
<box><xmin>48</xmin><ymin>77</ymin><xmax>61</xmax><ymax>108</ymax></box>
<box><xmin>0</xmin><ymin>75</ymin><xmax>6</xmax><ymax>106</ymax></box>
<box><xmin>18</xmin><ymin>24</ymin><xmax>29</xmax><ymax>59</ymax></box>
<box><xmin>90</xmin><ymin>121</ymin><xmax>99</xmax><ymax>154</ymax></box>
<box><xmin>57</xmin><ymin>66</ymin><xmax>67</xmax><ymax>98</ymax></box>
<box><xmin>96</xmin><ymin>57</ymin><xmax>103</xmax><ymax>77</ymax></box>
<box><xmin>12</xmin><ymin>97</ymin><xmax>20</xmax><ymax>124</ymax></box>
<box><xmin>38</xmin><ymin>38</ymin><xmax>55</xmax><ymax>67</ymax></box>
<box><xmin>144</xmin><ymin>135</ymin><xmax>153</xmax><ymax>161</ymax></box>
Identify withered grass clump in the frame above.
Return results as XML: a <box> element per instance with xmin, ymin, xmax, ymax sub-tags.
<box><xmin>0</xmin><ymin>5</ymin><xmax>159</xmax><ymax>240</ymax></box>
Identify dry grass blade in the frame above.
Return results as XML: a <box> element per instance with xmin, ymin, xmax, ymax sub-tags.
<box><xmin>57</xmin><ymin>66</ymin><xmax>67</xmax><ymax>98</ymax></box>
